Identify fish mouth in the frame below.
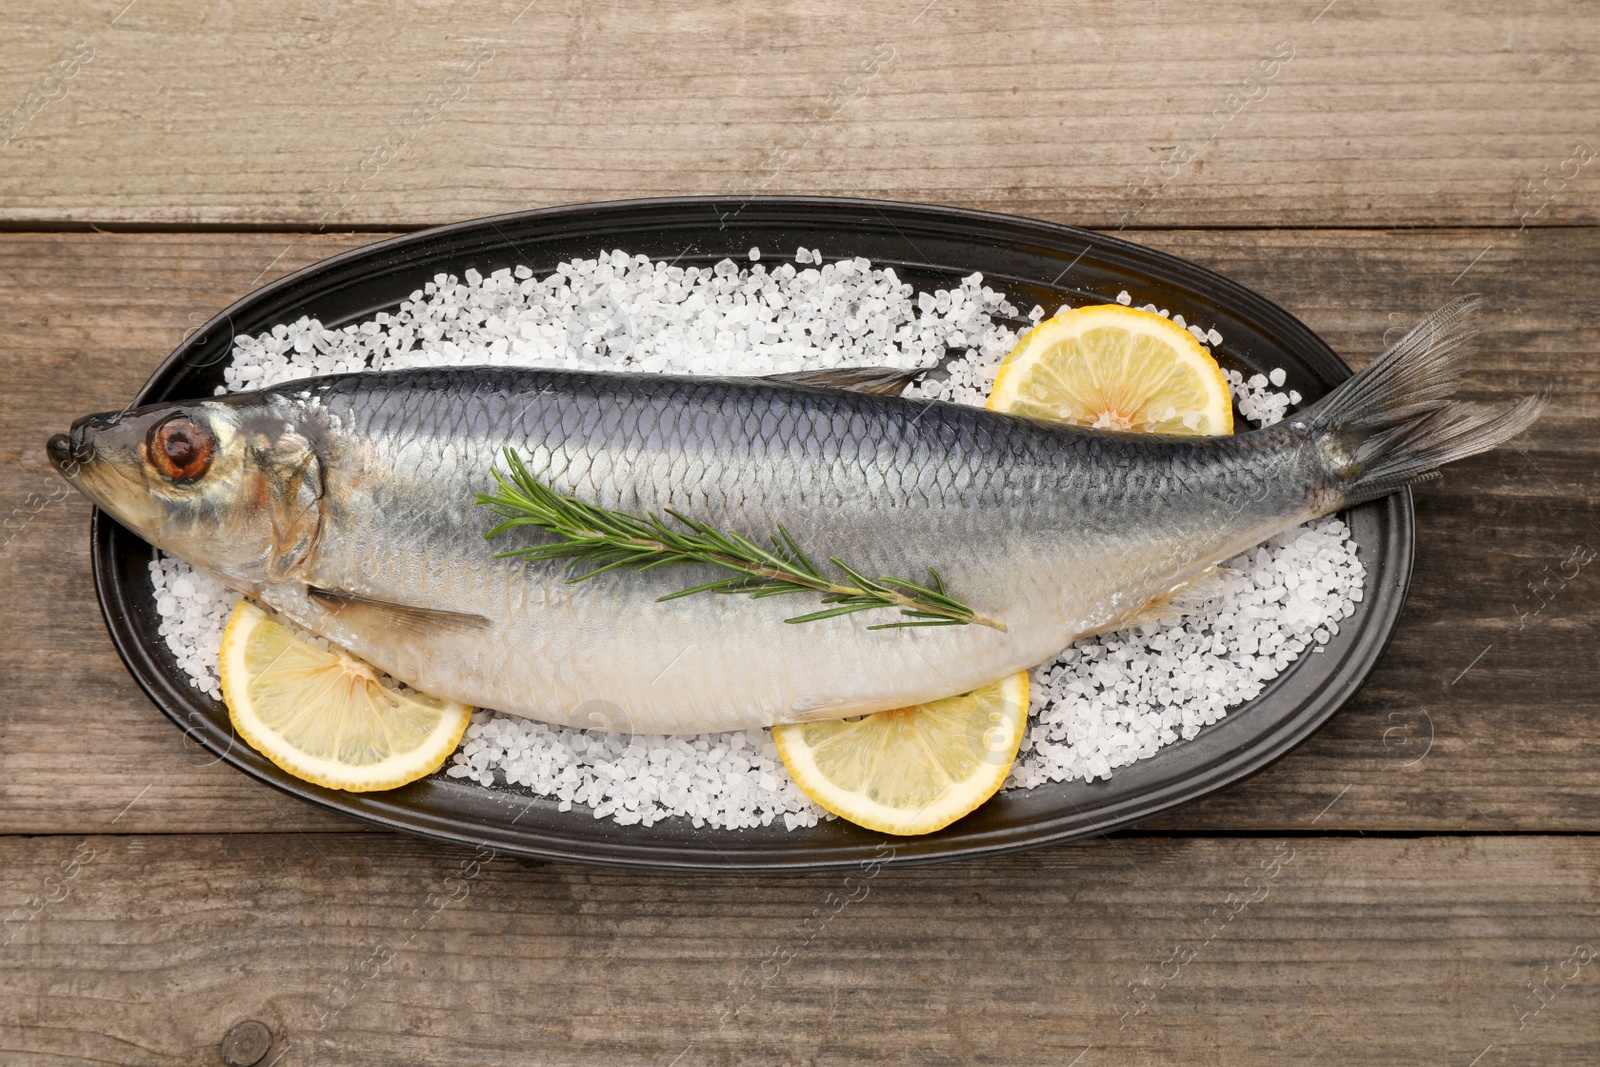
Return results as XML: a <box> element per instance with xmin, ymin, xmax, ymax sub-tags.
<box><xmin>46</xmin><ymin>409</ymin><xmax>148</xmax><ymax>515</ymax></box>
<box><xmin>49</xmin><ymin>409</ymin><xmax>134</xmax><ymax>478</ymax></box>
<box><xmin>46</xmin><ymin>425</ymin><xmax>100</xmax><ymax>480</ymax></box>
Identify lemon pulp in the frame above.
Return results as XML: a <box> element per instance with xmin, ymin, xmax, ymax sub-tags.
<box><xmin>987</xmin><ymin>303</ymin><xmax>1233</xmax><ymax>435</ymax></box>
<box><xmin>773</xmin><ymin>673</ymin><xmax>1029</xmax><ymax>836</ymax></box>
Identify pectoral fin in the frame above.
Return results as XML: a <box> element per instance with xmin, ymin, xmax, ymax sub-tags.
<box><xmin>763</xmin><ymin>366</ymin><xmax>924</xmax><ymax>396</ymax></box>
<box><xmin>307</xmin><ymin>587</ymin><xmax>493</xmax><ymax>641</ymax></box>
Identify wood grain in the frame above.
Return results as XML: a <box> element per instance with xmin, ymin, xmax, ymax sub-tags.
<box><xmin>0</xmin><ymin>226</ymin><xmax>1595</xmax><ymax>837</ymax></box>
<box><xmin>0</xmin><ymin>0</ymin><xmax>1597</xmax><ymax>228</ymax></box>
<box><xmin>3</xmin><ymin>832</ymin><xmax>1597</xmax><ymax>1065</ymax></box>
<box><xmin>4</xmin><ymin>6</ymin><xmax>1596</xmax><ymax>1063</ymax></box>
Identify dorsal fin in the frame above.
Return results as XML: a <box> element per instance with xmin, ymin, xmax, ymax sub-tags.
<box><xmin>762</xmin><ymin>366</ymin><xmax>924</xmax><ymax>396</ymax></box>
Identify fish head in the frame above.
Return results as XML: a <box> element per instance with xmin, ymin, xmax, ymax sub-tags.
<box><xmin>47</xmin><ymin>397</ymin><xmax>324</xmax><ymax>590</ymax></box>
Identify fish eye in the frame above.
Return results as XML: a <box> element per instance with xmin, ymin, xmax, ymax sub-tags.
<box><xmin>147</xmin><ymin>416</ymin><xmax>215</xmax><ymax>483</ymax></box>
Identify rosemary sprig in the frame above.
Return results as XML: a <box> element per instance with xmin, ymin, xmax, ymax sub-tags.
<box><xmin>475</xmin><ymin>448</ymin><xmax>1005</xmax><ymax>632</ymax></box>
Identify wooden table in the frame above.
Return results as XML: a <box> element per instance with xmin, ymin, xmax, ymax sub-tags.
<box><xmin>3</xmin><ymin>2</ymin><xmax>1597</xmax><ymax>1063</ymax></box>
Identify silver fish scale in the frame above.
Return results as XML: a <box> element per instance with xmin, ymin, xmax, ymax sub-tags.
<box><xmin>259</xmin><ymin>367</ymin><xmax>1320</xmax><ymax>733</ymax></box>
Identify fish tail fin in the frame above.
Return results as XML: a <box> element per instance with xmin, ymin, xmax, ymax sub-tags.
<box><xmin>1304</xmin><ymin>296</ymin><xmax>1547</xmax><ymax>507</ymax></box>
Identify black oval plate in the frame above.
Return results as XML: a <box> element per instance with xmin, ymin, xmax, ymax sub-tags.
<box><xmin>91</xmin><ymin>196</ymin><xmax>1412</xmax><ymax>871</ymax></box>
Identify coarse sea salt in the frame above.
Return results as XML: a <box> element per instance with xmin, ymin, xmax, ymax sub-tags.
<box><xmin>148</xmin><ymin>247</ymin><xmax>1365</xmax><ymax>830</ymax></box>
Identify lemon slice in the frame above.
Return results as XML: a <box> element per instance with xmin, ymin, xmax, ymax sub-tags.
<box><xmin>988</xmin><ymin>303</ymin><xmax>1234</xmax><ymax>435</ymax></box>
<box><xmin>773</xmin><ymin>673</ymin><xmax>1029</xmax><ymax>836</ymax></box>
<box><xmin>219</xmin><ymin>600</ymin><xmax>472</xmax><ymax>792</ymax></box>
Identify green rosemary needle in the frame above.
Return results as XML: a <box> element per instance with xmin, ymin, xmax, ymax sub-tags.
<box><xmin>475</xmin><ymin>448</ymin><xmax>1006</xmax><ymax>632</ymax></box>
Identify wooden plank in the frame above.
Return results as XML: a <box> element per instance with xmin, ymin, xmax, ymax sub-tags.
<box><xmin>0</xmin><ymin>227</ymin><xmax>1595</xmax><ymax>837</ymax></box>
<box><xmin>2</xmin><ymin>832</ymin><xmax>1596</xmax><ymax>1065</ymax></box>
<box><xmin>1</xmin><ymin>0</ymin><xmax>1598</xmax><ymax>228</ymax></box>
